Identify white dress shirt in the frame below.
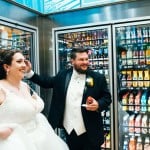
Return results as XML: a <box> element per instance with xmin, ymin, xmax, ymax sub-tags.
<box><xmin>63</xmin><ymin>69</ymin><xmax>86</xmax><ymax>136</ymax></box>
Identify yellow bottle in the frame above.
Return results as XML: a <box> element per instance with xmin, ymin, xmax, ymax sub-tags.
<box><xmin>146</xmin><ymin>48</ymin><xmax>150</xmax><ymax>65</ymax></box>
<box><xmin>133</xmin><ymin>70</ymin><xmax>138</xmax><ymax>87</ymax></box>
<box><xmin>144</xmin><ymin>70</ymin><xmax>150</xmax><ymax>87</ymax></box>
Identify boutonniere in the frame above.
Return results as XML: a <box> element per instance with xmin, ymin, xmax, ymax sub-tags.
<box><xmin>86</xmin><ymin>76</ymin><xmax>94</xmax><ymax>87</ymax></box>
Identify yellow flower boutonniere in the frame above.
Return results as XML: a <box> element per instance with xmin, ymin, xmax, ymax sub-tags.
<box><xmin>86</xmin><ymin>77</ymin><xmax>94</xmax><ymax>87</ymax></box>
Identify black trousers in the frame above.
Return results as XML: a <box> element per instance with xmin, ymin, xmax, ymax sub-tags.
<box><xmin>65</xmin><ymin>130</ymin><xmax>101</xmax><ymax>150</ymax></box>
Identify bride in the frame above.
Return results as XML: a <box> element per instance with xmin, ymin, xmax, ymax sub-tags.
<box><xmin>0</xmin><ymin>49</ymin><xmax>69</xmax><ymax>150</ymax></box>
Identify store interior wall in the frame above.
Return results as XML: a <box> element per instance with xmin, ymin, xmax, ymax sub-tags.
<box><xmin>0</xmin><ymin>0</ymin><xmax>150</xmax><ymax>116</ymax></box>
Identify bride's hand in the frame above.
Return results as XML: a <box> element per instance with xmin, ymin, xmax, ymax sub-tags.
<box><xmin>0</xmin><ymin>127</ymin><xmax>13</xmax><ymax>139</ymax></box>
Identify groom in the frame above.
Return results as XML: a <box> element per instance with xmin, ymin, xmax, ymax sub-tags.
<box><xmin>25</xmin><ymin>47</ymin><xmax>112</xmax><ymax>150</ymax></box>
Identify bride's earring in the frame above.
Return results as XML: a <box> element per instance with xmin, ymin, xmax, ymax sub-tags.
<box><xmin>6</xmin><ymin>69</ymin><xmax>10</xmax><ymax>75</ymax></box>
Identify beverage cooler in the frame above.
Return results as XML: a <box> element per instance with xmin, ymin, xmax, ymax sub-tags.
<box><xmin>53</xmin><ymin>25</ymin><xmax>114</xmax><ymax>150</ymax></box>
<box><xmin>113</xmin><ymin>20</ymin><xmax>150</xmax><ymax>150</ymax></box>
<box><xmin>0</xmin><ymin>17</ymin><xmax>39</xmax><ymax>90</ymax></box>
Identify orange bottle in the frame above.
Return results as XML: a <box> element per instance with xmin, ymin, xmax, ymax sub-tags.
<box><xmin>129</xmin><ymin>136</ymin><xmax>136</xmax><ymax>150</ymax></box>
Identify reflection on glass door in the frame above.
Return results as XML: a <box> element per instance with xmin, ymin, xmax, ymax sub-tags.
<box><xmin>0</xmin><ymin>18</ymin><xmax>38</xmax><ymax>90</ymax></box>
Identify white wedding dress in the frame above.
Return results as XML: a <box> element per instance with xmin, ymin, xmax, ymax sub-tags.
<box><xmin>0</xmin><ymin>82</ymin><xmax>69</xmax><ymax>150</ymax></box>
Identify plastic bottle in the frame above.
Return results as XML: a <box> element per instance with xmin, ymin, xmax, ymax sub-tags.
<box><xmin>148</xmin><ymin>97</ymin><xmax>150</xmax><ymax>112</ymax></box>
<box><xmin>122</xmin><ymin>92</ymin><xmax>129</xmax><ymax>111</ymax></box>
<box><xmin>129</xmin><ymin>136</ymin><xmax>136</xmax><ymax>150</ymax></box>
<box><xmin>138</xmin><ymin>70</ymin><xmax>144</xmax><ymax>87</ymax></box>
<box><xmin>129</xmin><ymin>115</ymin><xmax>135</xmax><ymax>133</ymax></box>
<box><xmin>127</xmin><ymin>71</ymin><xmax>132</xmax><ymax>87</ymax></box>
<box><xmin>144</xmin><ymin>137</ymin><xmax>150</xmax><ymax>150</ymax></box>
<box><xmin>132</xmin><ymin>71</ymin><xmax>138</xmax><ymax>87</ymax></box>
<box><xmin>136</xmin><ymin>136</ymin><xmax>143</xmax><ymax>150</ymax></box>
<box><xmin>141</xmin><ymin>115</ymin><xmax>148</xmax><ymax>134</ymax></box>
<box><xmin>128</xmin><ymin>93</ymin><xmax>134</xmax><ymax>111</ymax></box>
<box><xmin>123</xmin><ymin>138</ymin><xmax>129</xmax><ymax>150</ymax></box>
<box><xmin>145</xmin><ymin>47</ymin><xmax>150</xmax><ymax>65</ymax></box>
<box><xmin>134</xmin><ymin>114</ymin><xmax>141</xmax><ymax>134</ymax></box>
<box><xmin>140</xmin><ymin>91</ymin><xmax>147</xmax><ymax>112</ymax></box>
<box><xmin>121</xmin><ymin>71</ymin><xmax>127</xmax><ymax>88</ymax></box>
<box><xmin>123</xmin><ymin>114</ymin><xmax>129</xmax><ymax>133</ymax></box>
<box><xmin>144</xmin><ymin>70</ymin><xmax>150</xmax><ymax>87</ymax></box>
<box><xmin>134</xmin><ymin>90</ymin><xmax>141</xmax><ymax>112</ymax></box>
<box><xmin>105</xmin><ymin>133</ymin><xmax>110</xmax><ymax>148</ymax></box>
<box><xmin>126</xmin><ymin>46</ymin><xmax>133</xmax><ymax>65</ymax></box>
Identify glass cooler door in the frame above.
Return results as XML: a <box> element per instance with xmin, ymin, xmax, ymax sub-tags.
<box><xmin>0</xmin><ymin>17</ymin><xmax>39</xmax><ymax>89</ymax></box>
<box><xmin>113</xmin><ymin>20</ymin><xmax>150</xmax><ymax>150</ymax></box>
<box><xmin>53</xmin><ymin>25</ymin><xmax>114</xmax><ymax>150</ymax></box>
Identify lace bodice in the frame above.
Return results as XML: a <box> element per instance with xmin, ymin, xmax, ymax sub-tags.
<box><xmin>0</xmin><ymin>81</ymin><xmax>44</xmax><ymax>124</ymax></box>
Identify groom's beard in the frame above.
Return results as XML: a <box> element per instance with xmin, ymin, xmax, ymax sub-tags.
<box><xmin>74</xmin><ymin>66</ymin><xmax>88</xmax><ymax>74</ymax></box>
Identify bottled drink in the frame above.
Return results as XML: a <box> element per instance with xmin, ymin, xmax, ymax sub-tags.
<box><xmin>139</xmin><ymin>47</ymin><xmax>145</xmax><ymax>65</ymax></box>
<box><xmin>140</xmin><ymin>91</ymin><xmax>147</xmax><ymax>112</ymax></box>
<box><xmin>121</xmin><ymin>50</ymin><xmax>127</xmax><ymax>66</ymax></box>
<box><xmin>136</xmin><ymin>137</ymin><xmax>143</xmax><ymax>150</ymax></box>
<box><xmin>132</xmin><ymin>46</ymin><xmax>139</xmax><ymax>65</ymax></box>
<box><xmin>141</xmin><ymin>115</ymin><xmax>148</xmax><ymax>134</ymax></box>
<box><xmin>129</xmin><ymin>115</ymin><xmax>135</xmax><ymax>133</ymax></box>
<box><xmin>148</xmin><ymin>97</ymin><xmax>150</xmax><ymax>112</ymax></box>
<box><xmin>138</xmin><ymin>71</ymin><xmax>144</xmax><ymax>87</ymax></box>
<box><xmin>129</xmin><ymin>136</ymin><xmax>136</xmax><ymax>150</ymax></box>
<box><xmin>121</xmin><ymin>71</ymin><xmax>127</xmax><ymax>88</ymax></box>
<box><xmin>131</xmin><ymin>26</ymin><xmax>137</xmax><ymax>43</ymax></box>
<box><xmin>144</xmin><ymin>137</ymin><xmax>150</xmax><ymax>150</ymax></box>
<box><xmin>122</xmin><ymin>92</ymin><xmax>129</xmax><ymax>111</ymax></box>
<box><xmin>134</xmin><ymin>90</ymin><xmax>141</xmax><ymax>112</ymax></box>
<box><xmin>105</xmin><ymin>133</ymin><xmax>110</xmax><ymax>148</ymax></box>
<box><xmin>126</xmin><ymin>46</ymin><xmax>133</xmax><ymax>65</ymax></box>
<box><xmin>144</xmin><ymin>70</ymin><xmax>150</xmax><ymax>87</ymax></box>
<box><xmin>127</xmin><ymin>71</ymin><xmax>132</xmax><ymax>87</ymax></box>
<box><xmin>145</xmin><ymin>47</ymin><xmax>150</xmax><ymax>65</ymax></box>
<box><xmin>123</xmin><ymin>137</ymin><xmax>129</xmax><ymax>150</ymax></box>
<box><xmin>123</xmin><ymin>114</ymin><xmax>129</xmax><ymax>133</ymax></box>
<box><xmin>134</xmin><ymin>114</ymin><xmax>141</xmax><ymax>134</ymax></box>
<box><xmin>128</xmin><ymin>93</ymin><xmax>134</xmax><ymax>111</ymax></box>
<box><xmin>126</xmin><ymin>26</ymin><xmax>131</xmax><ymax>44</ymax></box>
<box><xmin>132</xmin><ymin>70</ymin><xmax>138</xmax><ymax>87</ymax></box>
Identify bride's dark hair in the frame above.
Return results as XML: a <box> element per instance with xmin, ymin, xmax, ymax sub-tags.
<box><xmin>0</xmin><ymin>49</ymin><xmax>21</xmax><ymax>79</ymax></box>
